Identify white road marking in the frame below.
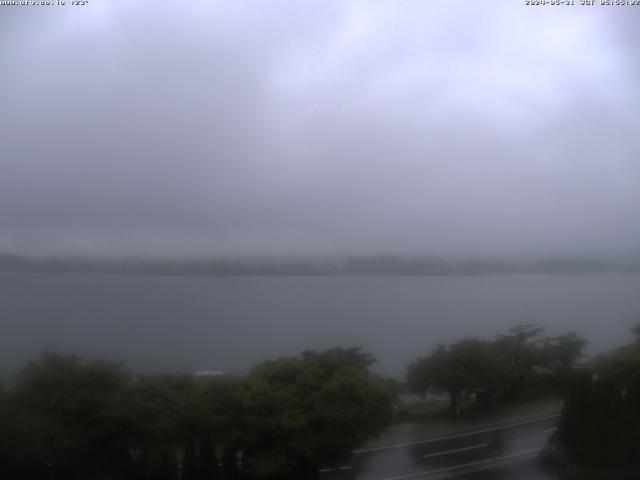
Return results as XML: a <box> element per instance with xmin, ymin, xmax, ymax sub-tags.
<box><xmin>319</xmin><ymin>465</ymin><xmax>352</xmax><ymax>473</ymax></box>
<box><xmin>379</xmin><ymin>447</ymin><xmax>542</xmax><ymax>480</ymax></box>
<box><xmin>542</xmin><ymin>427</ymin><xmax>557</xmax><ymax>433</ymax></box>
<box><xmin>353</xmin><ymin>413</ymin><xmax>560</xmax><ymax>454</ymax></box>
<box><xmin>423</xmin><ymin>443</ymin><xmax>488</xmax><ymax>459</ymax></box>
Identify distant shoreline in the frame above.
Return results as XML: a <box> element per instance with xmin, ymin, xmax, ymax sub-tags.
<box><xmin>1</xmin><ymin>254</ymin><xmax>639</xmax><ymax>277</ymax></box>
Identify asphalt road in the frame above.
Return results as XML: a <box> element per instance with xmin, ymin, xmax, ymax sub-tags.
<box><xmin>319</xmin><ymin>414</ymin><xmax>562</xmax><ymax>480</ymax></box>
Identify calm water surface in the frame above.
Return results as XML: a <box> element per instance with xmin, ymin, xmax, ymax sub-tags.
<box><xmin>2</xmin><ymin>272</ymin><xmax>639</xmax><ymax>378</ymax></box>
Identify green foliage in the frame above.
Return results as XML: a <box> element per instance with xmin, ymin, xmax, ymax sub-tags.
<box><xmin>4</xmin><ymin>353</ymin><xmax>132</xmax><ymax>479</ymax></box>
<box><xmin>543</xmin><ymin>332</ymin><xmax>587</xmax><ymax>377</ymax></box>
<box><xmin>494</xmin><ymin>323</ymin><xmax>546</xmax><ymax>400</ymax></box>
<box><xmin>407</xmin><ymin>339</ymin><xmax>500</xmax><ymax>415</ymax></box>
<box><xmin>407</xmin><ymin>324</ymin><xmax>587</xmax><ymax>416</ymax></box>
<box><xmin>559</xmin><ymin>325</ymin><xmax>640</xmax><ymax>468</ymax></box>
<box><xmin>630</xmin><ymin>322</ymin><xmax>640</xmax><ymax>342</ymax></box>
<box><xmin>0</xmin><ymin>348</ymin><xmax>394</xmax><ymax>479</ymax></box>
<box><xmin>242</xmin><ymin>347</ymin><xmax>393</xmax><ymax>478</ymax></box>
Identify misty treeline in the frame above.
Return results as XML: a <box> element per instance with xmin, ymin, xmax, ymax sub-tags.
<box><xmin>554</xmin><ymin>325</ymin><xmax>640</xmax><ymax>469</ymax></box>
<box><xmin>0</xmin><ymin>326</ymin><xmax>592</xmax><ymax>479</ymax></box>
<box><xmin>406</xmin><ymin>324</ymin><xmax>587</xmax><ymax>416</ymax></box>
<box><xmin>0</xmin><ymin>348</ymin><xmax>393</xmax><ymax>480</ymax></box>
<box><xmin>2</xmin><ymin>254</ymin><xmax>640</xmax><ymax>277</ymax></box>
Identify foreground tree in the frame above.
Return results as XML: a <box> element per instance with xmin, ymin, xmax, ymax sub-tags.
<box><xmin>1</xmin><ymin>348</ymin><xmax>393</xmax><ymax>479</ymax></box>
<box><xmin>407</xmin><ymin>325</ymin><xmax>588</xmax><ymax>415</ymax></box>
<box><xmin>493</xmin><ymin>324</ymin><xmax>546</xmax><ymax>400</ymax></box>
<box><xmin>408</xmin><ymin>339</ymin><xmax>500</xmax><ymax>415</ymax></box>
<box><xmin>557</xmin><ymin>325</ymin><xmax>640</xmax><ymax>470</ymax></box>
<box><xmin>4</xmin><ymin>353</ymin><xmax>132</xmax><ymax>480</ymax></box>
<box><xmin>242</xmin><ymin>347</ymin><xmax>394</xmax><ymax>479</ymax></box>
<box><xmin>542</xmin><ymin>332</ymin><xmax>588</xmax><ymax>384</ymax></box>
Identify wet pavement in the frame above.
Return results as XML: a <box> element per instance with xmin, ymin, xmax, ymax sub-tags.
<box><xmin>319</xmin><ymin>415</ymin><xmax>562</xmax><ymax>480</ymax></box>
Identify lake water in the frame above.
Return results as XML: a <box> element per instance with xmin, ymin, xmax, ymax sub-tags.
<box><xmin>1</xmin><ymin>272</ymin><xmax>639</xmax><ymax>378</ymax></box>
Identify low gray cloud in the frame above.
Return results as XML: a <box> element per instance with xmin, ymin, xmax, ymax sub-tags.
<box><xmin>1</xmin><ymin>1</ymin><xmax>639</xmax><ymax>257</ymax></box>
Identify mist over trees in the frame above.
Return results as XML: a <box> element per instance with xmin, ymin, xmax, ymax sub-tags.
<box><xmin>406</xmin><ymin>325</ymin><xmax>587</xmax><ymax>415</ymax></box>
<box><xmin>6</xmin><ymin>324</ymin><xmax>640</xmax><ymax>478</ymax></box>
<box><xmin>0</xmin><ymin>348</ymin><xmax>393</xmax><ymax>480</ymax></box>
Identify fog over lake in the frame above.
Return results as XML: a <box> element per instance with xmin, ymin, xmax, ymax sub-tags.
<box><xmin>3</xmin><ymin>3</ymin><xmax>640</xmax><ymax>379</ymax></box>
<box><xmin>3</xmin><ymin>3</ymin><xmax>640</xmax><ymax>478</ymax></box>
<box><xmin>2</xmin><ymin>272</ymin><xmax>639</xmax><ymax>378</ymax></box>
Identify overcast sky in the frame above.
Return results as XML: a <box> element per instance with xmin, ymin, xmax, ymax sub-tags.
<box><xmin>1</xmin><ymin>1</ymin><xmax>639</xmax><ymax>258</ymax></box>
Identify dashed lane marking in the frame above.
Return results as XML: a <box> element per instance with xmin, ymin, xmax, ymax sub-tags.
<box><xmin>423</xmin><ymin>443</ymin><xmax>488</xmax><ymax>459</ymax></box>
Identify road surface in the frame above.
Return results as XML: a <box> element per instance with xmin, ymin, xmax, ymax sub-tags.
<box><xmin>319</xmin><ymin>414</ymin><xmax>562</xmax><ymax>480</ymax></box>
